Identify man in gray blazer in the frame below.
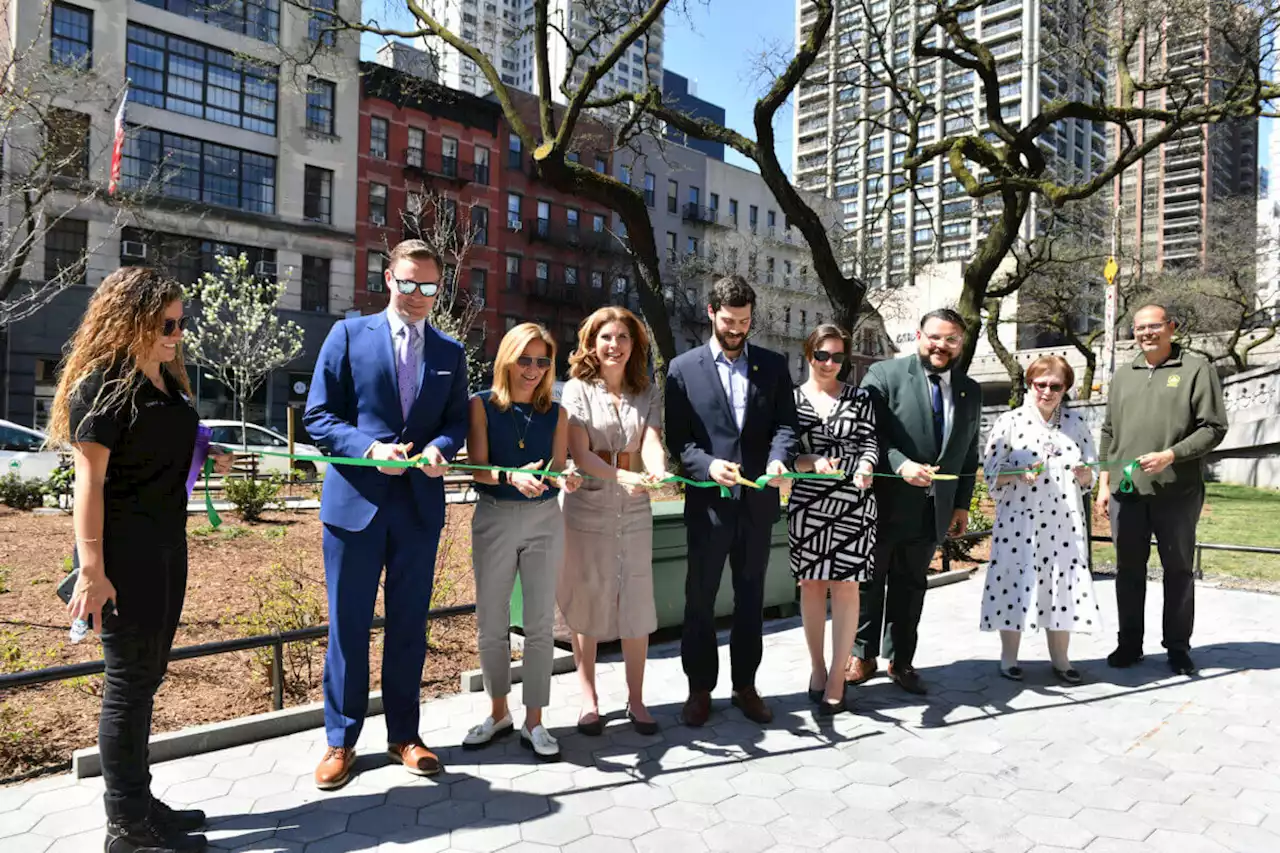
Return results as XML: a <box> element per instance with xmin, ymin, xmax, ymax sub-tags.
<box><xmin>845</xmin><ymin>308</ymin><xmax>982</xmax><ymax>695</ymax></box>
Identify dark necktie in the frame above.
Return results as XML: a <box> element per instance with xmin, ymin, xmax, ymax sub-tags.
<box><xmin>929</xmin><ymin>373</ymin><xmax>944</xmax><ymax>452</ymax></box>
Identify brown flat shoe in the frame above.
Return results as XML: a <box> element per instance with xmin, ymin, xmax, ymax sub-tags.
<box><xmin>845</xmin><ymin>656</ymin><xmax>878</xmax><ymax>685</ymax></box>
<box><xmin>387</xmin><ymin>739</ymin><xmax>443</xmax><ymax>776</ymax></box>
<box><xmin>887</xmin><ymin>663</ymin><xmax>928</xmax><ymax>696</ymax></box>
<box><xmin>681</xmin><ymin>690</ymin><xmax>712</xmax><ymax>727</ymax></box>
<box><xmin>731</xmin><ymin>687</ymin><xmax>773</xmax><ymax>725</ymax></box>
<box><xmin>315</xmin><ymin>746</ymin><xmax>355</xmax><ymax>790</ymax></box>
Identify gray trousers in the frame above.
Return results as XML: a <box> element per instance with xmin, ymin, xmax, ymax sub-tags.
<box><xmin>472</xmin><ymin>495</ymin><xmax>564</xmax><ymax>709</ymax></box>
<box><xmin>1110</xmin><ymin>487</ymin><xmax>1204</xmax><ymax>653</ymax></box>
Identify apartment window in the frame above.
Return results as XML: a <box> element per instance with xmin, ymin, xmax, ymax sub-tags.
<box><xmin>469</xmin><ymin>268</ymin><xmax>487</xmax><ymax>302</ymax></box>
<box><xmin>767</xmin><ymin>210</ymin><xmax>777</xmax><ymax>230</ymax></box>
<box><xmin>729</xmin><ymin>198</ymin><xmax>739</xmax><ymax>226</ymax></box>
<box><xmin>472</xmin><ymin>207</ymin><xmax>488</xmax><ymax>245</ymax></box>
<box><xmin>368</xmin><ymin>182</ymin><xmax>387</xmax><ymax>225</ymax></box>
<box><xmin>366</xmin><ymin>251</ymin><xmax>387</xmax><ymax>292</ymax></box>
<box><xmin>566</xmin><ymin>151</ymin><xmax>580</xmax><ymax>163</ymax></box>
<box><xmin>621</xmin><ymin>165</ymin><xmax>631</xmax><ymax>185</ymax></box>
<box><xmin>689</xmin><ymin>186</ymin><xmax>700</xmax><ymax>206</ymax></box>
<box><xmin>507</xmin><ymin>193</ymin><xmax>521</xmax><ymax>229</ymax></box>
<box><xmin>508</xmin><ymin>133</ymin><xmax>522</xmax><ymax>168</ymax></box>
<box><xmin>535</xmin><ymin>200</ymin><xmax>550</xmax><ymax>237</ymax></box>
<box><xmin>304</xmin><ymin>165</ymin><xmax>333</xmax><ymax>223</ymax></box>
<box><xmin>749</xmin><ymin>205</ymin><xmax>759</xmax><ymax>232</ymax></box>
<box><xmin>442</xmin><ymin>137</ymin><xmax>459</xmax><ymax>176</ymax></box>
<box><xmin>506</xmin><ymin>255</ymin><xmax>520</xmax><ymax>289</ymax></box>
<box><xmin>370</xmin><ymin>117</ymin><xmax>389</xmax><ymax>157</ymax></box>
<box><xmin>536</xmin><ymin>261</ymin><xmax>549</xmax><ymax>287</ymax></box>
<box><xmin>800</xmin><ymin>309</ymin><xmax>807</xmax><ymax>327</ymax></box>
<box><xmin>406</xmin><ymin>127</ymin><xmax>424</xmax><ymax>167</ymax></box>
<box><xmin>594</xmin><ymin>156</ymin><xmax>607</xmax><ymax>173</ymax></box>
<box><xmin>709</xmin><ymin>192</ymin><xmax>719</xmax><ymax>213</ymax></box>
<box><xmin>665</xmin><ymin>231</ymin><xmax>677</xmax><ymax>259</ymax></box>
<box><xmin>306</xmin><ymin>78</ymin><xmax>336</xmax><ymax>135</ymax></box>
<box><xmin>643</xmin><ymin>172</ymin><xmax>656</xmax><ymax>206</ymax></box>
<box><xmin>123</xmin><ymin>128</ymin><xmax>276</xmax><ymax>213</ymax></box>
<box><xmin>301</xmin><ymin>256</ymin><xmax>330</xmax><ymax>313</ymax></box>
<box><xmin>51</xmin><ymin>2</ymin><xmax>93</xmax><ymax>68</ymax></box>
<box><xmin>44</xmin><ymin>218</ymin><xmax>88</xmax><ymax>285</ymax></box>
<box><xmin>474</xmin><ymin>146</ymin><xmax>490</xmax><ymax>184</ymax></box>
<box><xmin>687</xmin><ymin>236</ymin><xmax>699</xmax><ymax>255</ymax></box>
<box><xmin>125</xmin><ymin>24</ymin><xmax>278</xmax><ymax>135</ymax></box>
<box><xmin>565</xmin><ymin>266</ymin><xmax>578</xmax><ymax>296</ymax></box>
<box><xmin>308</xmin><ymin>0</ymin><xmax>337</xmax><ymax>46</ymax></box>
<box><xmin>567</xmin><ymin>208</ymin><xmax>580</xmax><ymax>234</ymax></box>
<box><xmin>592</xmin><ymin>214</ymin><xmax>605</xmax><ymax>232</ymax></box>
<box><xmin>138</xmin><ymin>0</ymin><xmax>280</xmax><ymax>43</ymax></box>
<box><xmin>667</xmin><ymin>180</ymin><xmax>678</xmax><ymax>214</ymax></box>
<box><xmin>591</xmin><ymin>270</ymin><xmax>604</xmax><ymax>290</ymax></box>
<box><xmin>48</xmin><ymin>109</ymin><xmax>90</xmax><ymax>179</ymax></box>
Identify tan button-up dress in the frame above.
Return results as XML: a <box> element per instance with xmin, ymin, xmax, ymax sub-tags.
<box><xmin>557</xmin><ymin>377</ymin><xmax>660</xmax><ymax>640</ymax></box>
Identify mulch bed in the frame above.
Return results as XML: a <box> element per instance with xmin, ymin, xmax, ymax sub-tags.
<box><xmin>0</xmin><ymin>505</ymin><xmax>478</xmax><ymax>781</ymax></box>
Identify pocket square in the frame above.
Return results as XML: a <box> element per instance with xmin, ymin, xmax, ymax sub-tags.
<box><xmin>431</xmin><ymin>370</ymin><xmax>452</xmax><ymax>375</ymax></box>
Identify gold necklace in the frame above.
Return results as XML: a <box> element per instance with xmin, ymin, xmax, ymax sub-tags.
<box><xmin>511</xmin><ymin>403</ymin><xmax>534</xmax><ymax>449</ymax></box>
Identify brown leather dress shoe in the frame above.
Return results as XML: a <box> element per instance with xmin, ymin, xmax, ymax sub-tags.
<box><xmin>731</xmin><ymin>687</ymin><xmax>774</xmax><ymax>725</ymax></box>
<box><xmin>887</xmin><ymin>663</ymin><xmax>928</xmax><ymax>695</ymax></box>
<box><xmin>845</xmin><ymin>656</ymin><xmax>878</xmax><ymax>685</ymax></box>
<box><xmin>681</xmin><ymin>690</ymin><xmax>712</xmax><ymax>727</ymax></box>
<box><xmin>315</xmin><ymin>746</ymin><xmax>355</xmax><ymax>790</ymax></box>
<box><xmin>387</xmin><ymin>739</ymin><xmax>443</xmax><ymax>776</ymax></box>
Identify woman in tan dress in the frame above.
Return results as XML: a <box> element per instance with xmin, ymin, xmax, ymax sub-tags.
<box><xmin>559</xmin><ymin>306</ymin><xmax>668</xmax><ymax>736</ymax></box>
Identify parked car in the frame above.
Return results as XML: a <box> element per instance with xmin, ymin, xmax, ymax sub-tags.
<box><xmin>203</xmin><ymin>420</ymin><xmax>327</xmax><ymax>478</ymax></box>
<box><xmin>0</xmin><ymin>419</ymin><xmax>64</xmax><ymax>480</ymax></box>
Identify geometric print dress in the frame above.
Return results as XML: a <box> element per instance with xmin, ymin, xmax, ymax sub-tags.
<box><xmin>787</xmin><ymin>383</ymin><xmax>879</xmax><ymax>582</ymax></box>
<box><xmin>979</xmin><ymin>402</ymin><xmax>1102</xmax><ymax>634</ymax></box>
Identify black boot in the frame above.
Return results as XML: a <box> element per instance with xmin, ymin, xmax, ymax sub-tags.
<box><xmin>151</xmin><ymin>799</ymin><xmax>207</xmax><ymax>833</ymax></box>
<box><xmin>104</xmin><ymin>817</ymin><xmax>207</xmax><ymax>853</ymax></box>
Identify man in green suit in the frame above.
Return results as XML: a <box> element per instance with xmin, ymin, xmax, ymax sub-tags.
<box><xmin>845</xmin><ymin>309</ymin><xmax>982</xmax><ymax>695</ymax></box>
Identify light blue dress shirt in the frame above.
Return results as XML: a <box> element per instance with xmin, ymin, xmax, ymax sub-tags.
<box><xmin>710</xmin><ymin>338</ymin><xmax>749</xmax><ymax>431</ymax></box>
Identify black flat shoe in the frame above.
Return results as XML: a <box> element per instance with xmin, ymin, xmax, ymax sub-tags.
<box><xmin>817</xmin><ymin>699</ymin><xmax>847</xmax><ymax>717</ymax></box>
<box><xmin>576</xmin><ymin>713</ymin><xmax>604</xmax><ymax>736</ymax></box>
<box><xmin>1107</xmin><ymin>646</ymin><xmax>1145</xmax><ymax>668</ymax></box>
<box><xmin>807</xmin><ymin>687</ymin><xmax>824</xmax><ymax>703</ymax></box>
<box><xmin>626</xmin><ymin>708</ymin><xmax>660</xmax><ymax>736</ymax></box>
<box><xmin>998</xmin><ymin>664</ymin><xmax>1024</xmax><ymax>682</ymax></box>
<box><xmin>1053</xmin><ymin>667</ymin><xmax>1083</xmax><ymax>685</ymax></box>
<box><xmin>1168</xmin><ymin>650</ymin><xmax>1198</xmax><ymax>676</ymax></box>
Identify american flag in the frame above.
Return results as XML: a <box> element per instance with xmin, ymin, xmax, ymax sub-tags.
<box><xmin>107</xmin><ymin>84</ymin><xmax>128</xmax><ymax>196</ymax></box>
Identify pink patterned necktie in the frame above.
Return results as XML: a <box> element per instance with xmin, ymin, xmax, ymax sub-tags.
<box><xmin>396</xmin><ymin>324</ymin><xmax>420</xmax><ymax>420</ymax></box>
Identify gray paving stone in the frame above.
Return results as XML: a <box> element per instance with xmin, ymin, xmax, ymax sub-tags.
<box><xmin>21</xmin><ymin>786</ymin><xmax>99</xmax><ymax>817</ymax></box>
<box><xmin>950</xmin><ymin>822</ymin><xmax>1033</xmax><ymax>853</ymax></box>
<box><xmin>519</xmin><ymin>813</ymin><xmax>591</xmax><ymax>846</ymax></box>
<box><xmin>275</xmin><ymin>807</ymin><xmax>349</xmax><ymax>843</ymax></box>
<box><xmin>301</xmin><ymin>832</ymin><xmax>379</xmax><ymax>853</ymax></box>
<box><xmin>633</xmin><ymin>827</ymin><xmax>709</xmax><ymax>853</ymax></box>
<box><xmin>1144</xmin><ymin>830</ymin><xmax>1233</xmax><ymax>853</ymax></box>
<box><xmin>715</xmin><ymin>795</ymin><xmax>784</xmax><ymax>827</ymax></box>
<box><xmin>589</xmin><ymin>806</ymin><xmax>658</xmax><ymax>839</ymax></box>
<box><xmin>2</xmin><ymin>835</ymin><xmax>53</xmax><ymax>853</ymax></box>
<box><xmin>1015</xmin><ymin>815</ymin><xmax>1096</xmax><ymax>849</ymax></box>
<box><xmin>482</xmin><ymin>793</ymin><xmax>549</xmax><ymax>823</ymax></box>
<box><xmin>776</xmin><ymin>789</ymin><xmax>843</xmax><ymax>819</ymax></box>
<box><xmin>1204</xmin><ymin>821</ymin><xmax>1280</xmax><ymax>853</ymax></box>
<box><xmin>1183</xmin><ymin>793</ymin><xmax>1266</xmax><ymax>826</ymax></box>
<box><xmin>889</xmin><ymin>800</ymin><xmax>965</xmax><ymax>835</ymax></box>
<box><xmin>29</xmin><ymin>805</ymin><xmax>104</xmax><ymax>839</ymax></box>
<box><xmin>757</xmin><ymin>814</ymin><xmax>839</xmax><ymax>849</ymax></box>
<box><xmin>450</xmin><ymin>819</ymin><xmax>523</xmax><ymax>852</ymax></box>
<box><xmin>702</xmin><ymin>820</ymin><xmax>775</xmax><ymax>853</ymax></box>
<box><xmin>652</xmin><ymin>800</ymin><xmax>722</xmax><ymax>832</ymax></box>
<box><xmin>1073</xmin><ymin>808</ymin><xmax>1154</xmax><ymax>842</ymax></box>
<box><xmin>826</xmin><ymin>806</ymin><xmax>904</xmax><ymax>841</ymax></box>
<box><xmin>730</xmin><ymin>771</ymin><xmax>795</xmax><ymax>798</ymax></box>
<box><xmin>888</xmin><ymin>828</ymin><xmax>966</xmax><ymax>853</ymax></box>
<box><xmin>563</xmin><ymin>838</ymin><xmax>638</xmax><ymax>853</ymax></box>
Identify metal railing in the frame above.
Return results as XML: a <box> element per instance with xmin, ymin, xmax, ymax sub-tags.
<box><xmin>0</xmin><ymin>604</ymin><xmax>477</xmax><ymax>711</ymax></box>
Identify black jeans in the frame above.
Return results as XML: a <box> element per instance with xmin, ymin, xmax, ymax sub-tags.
<box><xmin>99</xmin><ymin>544</ymin><xmax>187</xmax><ymax>824</ymax></box>
<box><xmin>681</xmin><ymin>498</ymin><xmax>774</xmax><ymax>692</ymax></box>
<box><xmin>1110</xmin><ymin>488</ymin><xmax>1204</xmax><ymax>653</ymax></box>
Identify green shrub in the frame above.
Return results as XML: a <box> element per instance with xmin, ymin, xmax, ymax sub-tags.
<box><xmin>224</xmin><ymin>474</ymin><xmax>285</xmax><ymax>522</ymax></box>
<box><xmin>43</xmin><ymin>463</ymin><xmax>74</xmax><ymax>508</ymax></box>
<box><xmin>226</xmin><ymin>554</ymin><xmax>326</xmax><ymax>701</ymax></box>
<box><xmin>0</xmin><ymin>474</ymin><xmax>45</xmax><ymax>510</ymax></box>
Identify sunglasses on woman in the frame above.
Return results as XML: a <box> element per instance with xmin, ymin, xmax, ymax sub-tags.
<box><xmin>812</xmin><ymin>351</ymin><xmax>847</xmax><ymax>364</ymax></box>
<box><xmin>161</xmin><ymin>316</ymin><xmax>190</xmax><ymax>336</ymax></box>
<box><xmin>1031</xmin><ymin>380</ymin><xmax>1065</xmax><ymax>393</ymax></box>
<box><xmin>517</xmin><ymin>356</ymin><xmax>553</xmax><ymax>369</ymax></box>
<box><xmin>393</xmin><ymin>278</ymin><xmax>440</xmax><ymax>297</ymax></box>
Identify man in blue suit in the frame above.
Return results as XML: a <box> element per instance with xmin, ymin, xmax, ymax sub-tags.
<box><xmin>304</xmin><ymin>240</ymin><xmax>469</xmax><ymax>789</ymax></box>
<box><xmin>665</xmin><ymin>275</ymin><xmax>799</xmax><ymax>727</ymax></box>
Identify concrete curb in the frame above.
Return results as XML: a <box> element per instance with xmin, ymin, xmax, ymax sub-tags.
<box><xmin>928</xmin><ymin>567</ymin><xmax>977</xmax><ymax>589</ymax></box>
<box><xmin>72</xmin><ymin>693</ymin><xmax>385</xmax><ymax>779</ymax></box>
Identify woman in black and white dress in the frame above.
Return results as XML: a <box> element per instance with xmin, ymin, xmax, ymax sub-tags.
<box><xmin>789</xmin><ymin>324</ymin><xmax>878</xmax><ymax>715</ymax></box>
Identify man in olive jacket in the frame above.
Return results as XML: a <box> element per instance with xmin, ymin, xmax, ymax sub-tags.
<box><xmin>846</xmin><ymin>309</ymin><xmax>982</xmax><ymax>695</ymax></box>
<box><xmin>1097</xmin><ymin>304</ymin><xmax>1227</xmax><ymax>676</ymax></box>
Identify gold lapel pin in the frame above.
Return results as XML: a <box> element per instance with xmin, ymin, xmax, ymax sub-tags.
<box><xmin>752</xmin><ymin>365</ymin><xmax>758</xmax><ymax>372</ymax></box>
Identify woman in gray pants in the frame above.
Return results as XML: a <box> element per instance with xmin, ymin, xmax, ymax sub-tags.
<box><xmin>462</xmin><ymin>323</ymin><xmax>580</xmax><ymax>759</ymax></box>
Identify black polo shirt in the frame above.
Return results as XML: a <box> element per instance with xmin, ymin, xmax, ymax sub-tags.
<box><xmin>68</xmin><ymin>367</ymin><xmax>198</xmax><ymax>551</ymax></box>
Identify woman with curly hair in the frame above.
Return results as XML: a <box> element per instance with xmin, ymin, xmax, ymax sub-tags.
<box><xmin>46</xmin><ymin>266</ymin><xmax>230</xmax><ymax>853</ymax></box>
<box><xmin>557</xmin><ymin>306</ymin><xmax>668</xmax><ymax>736</ymax></box>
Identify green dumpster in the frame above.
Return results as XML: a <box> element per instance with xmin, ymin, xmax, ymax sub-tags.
<box><xmin>510</xmin><ymin>499</ymin><xmax>797</xmax><ymax>632</ymax></box>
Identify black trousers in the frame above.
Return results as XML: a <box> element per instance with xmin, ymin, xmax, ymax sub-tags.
<box><xmin>1110</xmin><ymin>488</ymin><xmax>1204</xmax><ymax>653</ymax></box>
<box><xmin>681</xmin><ymin>499</ymin><xmax>773</xmax><ymax>692</ymax></box>
<box><xmin>99</xmin><ymin>544</ymin><xmax>187</xmax><ymax>824</ymax></box>
<box><xmin>854</xmin><ymin>497</ymin><xmax>937</xmax><ymax>669</ymax></box>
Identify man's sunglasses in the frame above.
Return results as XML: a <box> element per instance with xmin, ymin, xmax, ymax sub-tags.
<box><xmin>517</xmin><ymin>356</ymin><xmax>553</xmax><ymax>369</ymax></box>
<box><xmin>1031</xmin><ymin>380</ymin><xmax>1065</xmax><ymax>393</ymax></box>
<box><xmin>393</xmin><ymin>278</ymin><xmax>441</xmax><ymax>297</ymax></box>
<box><xmin>813</xmin><ymin>351</ymin><xmax>847</xmax><ymax>364</ymax></box>
<box><xmin>161</xmin><ymin>316</ymin><xmax>190</xmax><ymax>336</ymax></box>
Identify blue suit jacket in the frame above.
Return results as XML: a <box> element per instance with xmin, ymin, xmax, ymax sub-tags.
<box><xmin>664</xmin><ymin>343</ymin><xmax>800</xmax><ymax>522</ymax></box>
<box><xmin>303</xmin><ymin>313</ymin><xmax>469</xmax><ymax>532</ymax></box>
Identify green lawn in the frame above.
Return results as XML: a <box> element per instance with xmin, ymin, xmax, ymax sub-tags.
<box><xmin>1091</xmin><ymin>483</ymin><xmax>1280</xmax><ymax>582</ymax></box>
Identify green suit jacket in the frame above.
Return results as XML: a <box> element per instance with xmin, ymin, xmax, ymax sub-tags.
<box><xmin>861</xmin><ymin>356</ymin><xmax>982</xmax><ymax>544</ymax></box>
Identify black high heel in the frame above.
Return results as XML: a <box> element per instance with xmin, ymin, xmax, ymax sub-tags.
<box><xmin>626</xmin><ymin>705</ymin><xmax>659</xmax><ymax>736</ymax></box>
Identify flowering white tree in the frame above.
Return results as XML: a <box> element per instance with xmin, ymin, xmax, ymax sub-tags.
<box><xmin>183</xmin><ymin>254</ymin><xmax>305</xmax><ymax>446</ymax></box>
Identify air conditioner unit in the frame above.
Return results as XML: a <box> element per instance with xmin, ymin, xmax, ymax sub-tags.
<box><xmin>121</xmin><ymin>241</ymin><xmax>148</xmax><ymax>260</ymax></box>
<box><xmin>508</xmin><ymin>219</ymin><xmax>522</xmax><ymax>232</ymax></box>
<box><xmin>255</xmin><ymin>261</ymin><xmax>279</xmax><ymax>276</ymax></box>
<box><xmin>370</xmin><ymin>212</ymin><xmax>386</xmax><ymax>226</ymax></box>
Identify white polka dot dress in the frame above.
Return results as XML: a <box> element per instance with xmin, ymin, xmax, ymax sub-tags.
<box><xmin>979</xmin><ymin>404</ymin><xmax>1102</xmax><ymax>634</ymax></box>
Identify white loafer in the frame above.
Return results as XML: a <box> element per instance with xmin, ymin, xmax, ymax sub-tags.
<box><xmin>462</xmin><ymin>714</ymin><xmax>514</xmax><ymax>750</ymax></box>
<box><xmin>519</xmin><ymin>724</ymin><xmax>560</xmax><ymax>760</ymax></box>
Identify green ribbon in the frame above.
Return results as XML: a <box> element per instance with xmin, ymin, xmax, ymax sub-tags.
<box><xmin>202</xmin><ymin>458</ymin><xmax>222</xmax><ymax>529</ymax></box>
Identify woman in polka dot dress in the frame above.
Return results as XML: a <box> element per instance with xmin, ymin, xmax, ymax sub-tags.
<box><xmin>980</xmin><ymin>355</ymin><xmax>1101</xmax><ymax>685</ymax></box>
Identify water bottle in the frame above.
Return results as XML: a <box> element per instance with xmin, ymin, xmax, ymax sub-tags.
<box><xmin>69</xmin><ymin>618</ymin><xmax>90</xmax><ymax>643</ymax></box>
